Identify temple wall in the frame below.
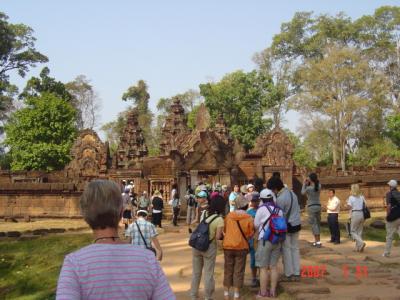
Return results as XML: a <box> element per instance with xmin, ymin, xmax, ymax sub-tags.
<box><xmin>0</xmin><ymin>185</ymin><xmax>81</xmax><ymax>218</ymax></box>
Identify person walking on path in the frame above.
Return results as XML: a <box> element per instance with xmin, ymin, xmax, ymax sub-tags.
<box><xmin>270</xmin><ymin>178</ymin><xmax>301</xmax><ymax>282</ymax></box>
<box><xmin>223</xmin><ymin>195</ymin><xmax>254</xmax><ymax>300</ymax></box>
<box><xmin>301</xmin><ymin>173</ymin><xmax>322</xmax><ymax>247</ymax></box>
<box><xmin>347</xmin><ymin>184</ymin><xmax>367</xmax><ymax>252</ymax></box>
<box><xmin>254</xmin><ymin>188</ymin><xmax>284</xmax><ymax>298</ymax></box>
<box><xmin>56</xmin><ymin>180</ymin><xmax>174</xmax><ymax>300</ymax></box>
<box><xmin>138</xmin><ymin>191</ymin><xmax>150</xmax><ymax>211</ymax></box>
<box><xmin>190</xmin><ymin>196</ymin><xmax>225</xmax><ymax>300</ymax></box>
<box><xmin>171</xmin><ymin>192</ymin><xmax>181</xmax><ymax>226</ymax></box>
<box><xmin>383</xmin><ymin>179</ymin><xmax>400</xmax><ymax>257</ymax></box>
<box><xmin>186</xmin><ymin>187</ymin><xmax>197</xmax><ymax>233</ymax></box>
<box><xmin>151</xmin><ymin>190</ymin><xmax>164</xmax><ymax>228</ymax></box>
<box><xmin>327</xmin><ymin>189</ymin><xmax>341</xmax><ymax>244</ymax></box>
<box><xmin>126</xmin><ymin>210</ymin><xmax>163</xmax><ymax>261</ymax></box>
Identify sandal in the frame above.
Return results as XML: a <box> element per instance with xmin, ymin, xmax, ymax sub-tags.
<box><xmin>269</xmin><ymin>290</ymin><xmax>277</xmax><ymax>298</ymax></box>
<box><xmin>256</xmin><ymin>290</ymin><xmax>270</xmax><ymax>298</ymax></box>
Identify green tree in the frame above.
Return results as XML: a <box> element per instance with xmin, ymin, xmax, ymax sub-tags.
<box><xmin>386</xmin><ymin>114</ymin><xmax>400</xmax><ymax>147</ymax></box>
<box><xmin>293</xmin><ymin>45</ymin><xmax>389</xmax><ymax>171</ymax></box>
<box><xmin>200</xmin><ymin>70</ymin><xmax>273</xmax><ymax>150</ymax></box>
<box><xmin>20</xmin><ymin>67</ymin><xmax>73</xmax><ymax>102</ymax></box>
<box><xmin>4</xmin><ymin>93</ymin><xmax>77</xmax><ymax>171</ymax></box>
<box><xmin>0</xmin><ymin>12</ymin><xmax>47</xmax><ymax>140</ymax></box>
<box><xmin>66</xmin><ymin>75</ymin><xmax>101</xmax><ymax>130</ymax></box>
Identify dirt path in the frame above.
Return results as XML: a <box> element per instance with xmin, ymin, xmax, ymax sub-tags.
<box><xmin>159</xmin><ymin>224</ymin><xmax>400</xmax><ymax>300</ymax></box>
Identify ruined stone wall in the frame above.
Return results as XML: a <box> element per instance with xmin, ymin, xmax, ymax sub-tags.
<box><xmin>0</xmin><ymin>183</ymin><xmax>81</xmax><ymax>218</ymax></box>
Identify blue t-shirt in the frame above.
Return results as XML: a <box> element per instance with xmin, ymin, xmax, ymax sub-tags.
<box><xmin>246</xmin><ymin>207</ymin><xmax>257</xmax><ymax>248</ymax></box>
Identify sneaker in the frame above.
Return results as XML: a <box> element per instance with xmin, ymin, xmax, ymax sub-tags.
<box><xmin>280</xmin><ymin>275</ymin><xmax>292</xmax><ymax>282</ymax></box>
<box><xmin>250</xmin><ymin>278</ymin><xmax>260</xmax><ymax>287</ymax></box>
<box><xmin>188</xmin><ymin>228</ymin><xmax>192</xmax><ymax>234</ymax></box>
<box><xmin>359</xmin><ymin>242</ymin><xmax>366</xmax><ymax>252</ymax></box>
<box><xmin>382</xmin><ymin>253</ymin><xmax>390</xmax><ymax>257</ymax></box>
<box><xmin>292</xmin><ymin>275</ymin><xmax>301</xmax><ymax>282</ymax></box>
<box><xmin>333</xmin><ymin>241</ymin><xmax>340</xmax><ymax>245</ymax></box>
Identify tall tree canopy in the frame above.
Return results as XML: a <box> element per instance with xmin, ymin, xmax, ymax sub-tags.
<box><xmin>200</xmin><ymin>70</ymin><xmax>274</xmax><ymax>150</ymax></box>
<box><xmin>293</xmin><ymin>45</ymin><xmax>389</xmax><ymax>170</ymax></box>
<box><xmin>20</xmin><ymin>67</ymin><xmax>73</xmax><ymax>102</ymax></box>
<box><xmin>0</xmin><ymin>11</ymin><xmax>47</xmax><ymax>138</ymax></box>
<box><xmin>5</xmin><ymin>92</ymin><xmax>77</xmax><ymax>171</ymax></box>
<box><xmin>265</xmin><ymin>6</ymin><xmax>399</xmax><ymax>169</ymax></box>
<box><xmin>66</xmin><ymin>75</ymin><xmax>101</xmax><ymax>130</ymax></box>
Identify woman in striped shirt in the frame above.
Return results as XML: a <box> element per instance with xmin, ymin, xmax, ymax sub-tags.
<box><xmin>56</xmin><ymin>180</ymin><xmax>175</xmax><ymax>300</ymax></box>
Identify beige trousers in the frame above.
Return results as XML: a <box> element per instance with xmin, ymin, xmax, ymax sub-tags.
<box><xmin>190</xmin><ymin>242</ymin><xmax>217</xmax><ymax>300</ymax></box>
<box><xmin>384</xmin><ymin>218</ymin><xmax>400</xmax><ymax>255</ymax></box>
<box><xmin>350</xmin><ymin>211</ymin><xmax>365</xmax><ymax>250</ymax></box>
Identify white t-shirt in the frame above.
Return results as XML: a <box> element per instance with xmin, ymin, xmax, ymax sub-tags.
<box><xmin>347</xmin><ymin>195</ymin><xmax>365</xmax><ymax>211</ymax></box>
<box><xmin>327</xmin><ymin>196</ymin><xmax>340</xmax><ymax>213</ymax></box>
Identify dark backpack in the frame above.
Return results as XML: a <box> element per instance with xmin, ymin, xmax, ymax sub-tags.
<box><xmin>189</xmin><ymin>214</ymin><xmax>219</xmax><ymax>251</ymax></box>
<box><xmin>262</xmin><ymin>204</ymin><xmax>287</xmax><ymax>245</ymax></box>
<box><xmin>188</xmin><ymin>194</ymin><xmax>196</xmax><ymax>207</ymax></box>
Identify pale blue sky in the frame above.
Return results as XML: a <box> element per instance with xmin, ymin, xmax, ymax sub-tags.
<box><xmin>2</xmin><ymin>0</ymin><xmax>399</xmax><ymax>136</ymax></box>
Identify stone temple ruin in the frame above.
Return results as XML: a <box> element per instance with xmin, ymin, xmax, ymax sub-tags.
<box><xmin>0</xmin><ymin>99</ymin><xmax>399</xmax><ymax>219</ymax></box>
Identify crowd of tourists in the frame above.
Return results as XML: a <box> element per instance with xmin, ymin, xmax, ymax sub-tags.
<box><xmin>56</xmin><ymin>174</ymin><xmax>400</xmax><ymax>299</ymax></box>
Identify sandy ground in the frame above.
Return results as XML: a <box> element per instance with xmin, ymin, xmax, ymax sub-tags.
<box><xmin>158</xmin><ymin>223</ymin><xmax>400</xmax><ymax>300</ymax></box>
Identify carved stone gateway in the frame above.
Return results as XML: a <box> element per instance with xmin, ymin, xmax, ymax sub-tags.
<box><xmin>65</xmin><ymin>129</ymin><xmax>110</xmax><ymax>181</ymax></box>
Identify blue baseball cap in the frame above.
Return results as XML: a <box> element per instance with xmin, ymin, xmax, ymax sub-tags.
<box><xmin>196</xmin><ymin>191</ymin><xmax>208</xmax><ymax>198</ymax></box>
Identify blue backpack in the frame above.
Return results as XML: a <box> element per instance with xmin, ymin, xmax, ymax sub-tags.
<box><xmin>189</xmin><ymin>214</ymin><xmax>219</xmax><ymax>251</ymax></box>
<box><xmin>261</xmin><ymin>204</ymin><xmax>287</xmax><ymax>245</ymax></box>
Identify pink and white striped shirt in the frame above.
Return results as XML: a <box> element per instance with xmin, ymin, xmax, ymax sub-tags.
<box><xmin>56</xmin><ymin>244</ymin><xmax>175</xmax><ymax>300</ymax></box>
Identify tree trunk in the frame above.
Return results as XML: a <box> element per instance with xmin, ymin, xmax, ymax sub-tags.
<box><xmin>341</xmin><ymin>139</ymin><xmax>346</xmax><ymax>172</ymax></box>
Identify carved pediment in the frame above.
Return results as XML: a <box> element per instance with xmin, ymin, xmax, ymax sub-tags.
<box><xmin>65</xmin><ymin>129</ymin><xmax>110</xmax><ymax>179</ymax></box>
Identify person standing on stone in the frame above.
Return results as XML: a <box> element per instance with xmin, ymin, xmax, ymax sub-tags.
<box><xmin>383</xmin><ymin>180</ymin><xmax>400</xmax><ymax>257</ymax></box>
<box><xmin>327</xmin><ymin>189</ymin><xmax>341</xmax><ymax>244</ymax></box>
<box><xmin>270</xmin><ymin>178</ymin><xmax>301</xmax><ymax>282</ymax></box>
<box><xmin>222</xmin><ymin>195</ymin><xmax>254</xmax><ymax>300</ymax></box>
<box><xmin>137</xmin><ymin>191</ymin><xmax>150</xmax><ymax>211</ymax></box>
<box><xmin>254</xmin><ymin>188</ymin><xmax>284</xmax><ymax>298</ymax></box>
<box><xmin>246</xmin><ymin>192</ymin><xmax>261</xmax><ymax>288</ymax></box>
<box><xmin>190</xmin><ymin>196</ymin><xmax>225</xmax><ymax>300</ymax></box>
<box><xmin>347</xmin><ymin>184</ymin><xmax>367</xmax><ymax>252</ymax></box>
<box><xmin>302</xmin><ymin>173</ymin><xmax>322</xmax><ymax>247</ymax></box>
<box><xmin>171</xmin><ymin>192</ymin><xmax>181</xmax><ymax>226</ymax></box>
<box><xmin>151</xmin><ymin>190</ymin><xmax>164</xmax><ymax>228</ymax></box>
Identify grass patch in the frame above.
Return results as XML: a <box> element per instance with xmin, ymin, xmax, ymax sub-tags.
<box><xmin>0</xmin><ymin>233</ymin><xmax>91</xmax><ymax>299</ymax></box>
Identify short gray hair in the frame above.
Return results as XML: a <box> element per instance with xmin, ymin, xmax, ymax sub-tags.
<box><xmin>80</xmin><ymin>180</ymin><xmax>122</xmax><ymax>230</ymax></box>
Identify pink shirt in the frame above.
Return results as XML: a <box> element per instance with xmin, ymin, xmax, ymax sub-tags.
<box><xmin>56</xmin><ymin>244</ymin><xmax>175</xmax><ymax>300</ymax></box>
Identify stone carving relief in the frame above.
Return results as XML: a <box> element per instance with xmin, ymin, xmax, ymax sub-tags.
<box><xmin>114</xmin><ymin>108</ymin><xmax>148</xmax><ymax>169</ymax></box>
<box><xmin>252</xmin><ymin>127</ymin><xmax>294</xmax><ymax>168</ymax></box>
<box><xmin>65</xmin><ymin>129</ymin><xmax>110</xmax><ymax>180</ymax></box>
